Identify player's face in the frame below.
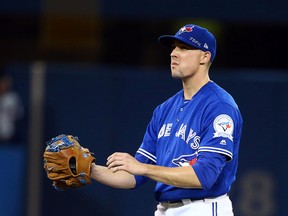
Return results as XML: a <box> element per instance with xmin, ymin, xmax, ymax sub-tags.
<box><xmin>170</xmin><ymin>41</ymin><xmax>205</xmax><ymax>79</ymax></box>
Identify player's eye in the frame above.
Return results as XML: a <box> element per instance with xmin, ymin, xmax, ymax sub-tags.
<box><xmin>170</xmin><ymin>44</ymin><xmax>176</xmax><ymax>51</ymax></box>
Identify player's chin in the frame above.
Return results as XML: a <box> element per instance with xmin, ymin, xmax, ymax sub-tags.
<box><xmin>171</xmin><ymin>70</ymin><xmax>182</xmax><ymax>79</ymax></box>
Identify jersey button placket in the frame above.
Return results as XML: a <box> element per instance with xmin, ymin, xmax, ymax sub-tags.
<box><xmin>176</xmin><ymin>107</ymin><xmax>184</xmax><ymax>122</ymax></box>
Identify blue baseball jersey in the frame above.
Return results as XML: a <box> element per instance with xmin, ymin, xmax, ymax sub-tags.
<box><xmin>134</xmin><ymin>81</ymin><xmax>243</xmax><ymax>202</ymax></box>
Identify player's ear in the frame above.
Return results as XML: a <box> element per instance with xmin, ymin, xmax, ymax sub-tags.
<box><xmin>200</xmin><ymin>51</ymin><xmax>211</xmax><ymax>64</ymax></box>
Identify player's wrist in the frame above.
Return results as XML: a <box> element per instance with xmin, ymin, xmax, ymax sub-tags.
<box><xmin>139</xmin><ymin>163</ymin><xmax>151</xmax><ymax>176</ymax></box>
<box><xmin>90</xmin><ymin>162</ymin><xmax>98</xmax><ymax>179</ymax></box>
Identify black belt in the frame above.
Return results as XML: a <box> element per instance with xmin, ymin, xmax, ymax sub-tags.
<box><xmin>164</xmin><ymin>194</ymin><xmax>227</xmax><ymax>204</ymax></box>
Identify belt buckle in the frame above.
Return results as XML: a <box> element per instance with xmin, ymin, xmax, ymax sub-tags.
<box><xmin>181</xmin><ymin>199</ymin><xmax>192</xmax><ymax>205</ymax></box>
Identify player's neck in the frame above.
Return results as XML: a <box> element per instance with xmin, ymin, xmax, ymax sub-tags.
<box><xmin>182</xmin><ymin>75</ymin><xmax>210</xmax><ymax>100</ymax></box>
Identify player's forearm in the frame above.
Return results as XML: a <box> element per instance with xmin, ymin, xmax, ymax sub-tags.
<box><xmin>90</xmin><ymin>163</ymin><xmax>136</xmax><ymax>189</ymax></box>
<box><xmin>142</xmin><ymin>164</ymin><xmax>202</xmax><ymax>189</ymax></box>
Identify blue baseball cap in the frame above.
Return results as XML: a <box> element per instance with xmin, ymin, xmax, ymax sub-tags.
<box><xmin>158</xmin><ymin>24</ymin><xmax>217</xmax><ymax>62</ymax></box>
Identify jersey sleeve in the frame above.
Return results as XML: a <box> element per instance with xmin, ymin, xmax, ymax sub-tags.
<box><xmin>192</xmin><ymin>151</ymin><xmax>227</xmax><ymax>189</ymax></box>
<box><xmin>134</xmin><ymin>107</ymin><xmax>159</xmax><ymax>187</ymax></box>
<box><xmin>135</xmin><ymin>106</ymin><xmax>159</xmax><ymax>164</ymax></box>
<box><xmin>199</xmin><ymin>102</ymin><xmax>242</xmax><ymax>161</ymax></box>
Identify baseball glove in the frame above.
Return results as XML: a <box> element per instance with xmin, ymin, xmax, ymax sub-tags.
<box><xmin>43</xmin><ymin>134</ymin><xmax>95</xmax><ymax>191</ymax></box>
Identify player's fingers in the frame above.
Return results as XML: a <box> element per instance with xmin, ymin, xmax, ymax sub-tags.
<box><xmin>107</xmin><ymin>158</ymin><xmax>124</xmax><ymax>169</ymax></box>
<box><xmin>107</xmin><ymin>152</ymin><xmax>119</xmax><ymax>165</ymax></box>
<box><xmin>107</xmin><ymin>152</ymin><xmax>119</xmax><ymax>161</ymax></box>
<box><xmin>107</xmin><ymin>152</ymin><xmax>130</xmax><ymax>162</ymax></box>
<box><xmin>107</xmin><ymin>154</ymin><xmax>128</xmax><ymax>168</ymax></box>
<box><xmin>106</xmin><ymin>159</ymin><xmax>117</xmax><ymax>167</ymax></box>
<box><xmin>107</xmin><ymin>152</ymin><xmax>135</xmax><ymax>167</ymax></box>
<box><xmin>108</xmin><ymin>163</ymin><xmax>125</xmax><ymax>173</ymax></box>
<box><xmin>111</xmin><ymin>166</ymin><xmax>122</xmax><ymax>173</ymax></box>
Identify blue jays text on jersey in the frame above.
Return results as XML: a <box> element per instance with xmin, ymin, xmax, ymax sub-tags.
<box><xmin>134</xmin><ymin>81</ymin><xmax>243</xmax><ymax>202</ymax></box>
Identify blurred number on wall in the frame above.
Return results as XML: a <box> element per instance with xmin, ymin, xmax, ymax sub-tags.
<box><xmin>238</xmin><ymin>170</ymin><xmax>276</xmax><ymax>216</ymax></box>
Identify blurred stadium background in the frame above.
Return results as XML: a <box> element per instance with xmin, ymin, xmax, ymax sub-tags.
<box><xmin>0</xmin><ymin>0</ymin><xmax>287</xmax><ymax>216</ymax></box>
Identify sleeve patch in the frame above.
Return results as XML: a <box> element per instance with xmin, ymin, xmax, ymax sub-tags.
<box><xmin>213</xmin><ymin>114</ymin><xmax>234</xmax><ymax>141</ymax></box>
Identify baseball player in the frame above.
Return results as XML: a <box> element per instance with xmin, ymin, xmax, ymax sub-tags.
<box><xmin>90</xmin><ymin>24</ymin><xmax>243</xmax><ymax>216</ymax></box>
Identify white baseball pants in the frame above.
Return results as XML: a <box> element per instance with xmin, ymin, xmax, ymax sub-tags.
<box><xmin>154</xmin><ymin>194</ymin><xmax>233</xmax><ymax>216</ymax></box>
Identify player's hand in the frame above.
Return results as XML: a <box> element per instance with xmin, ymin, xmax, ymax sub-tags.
<box><xmin>106</xmin><ymin>152</ymin><xmax>145</xmax><ymax>175</ymax></box>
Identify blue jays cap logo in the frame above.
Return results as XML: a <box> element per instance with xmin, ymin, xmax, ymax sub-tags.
<box><xmin>178</xmin><ymin>25</ymin><xmax>194</xmax><ymax>35</ymax></box>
